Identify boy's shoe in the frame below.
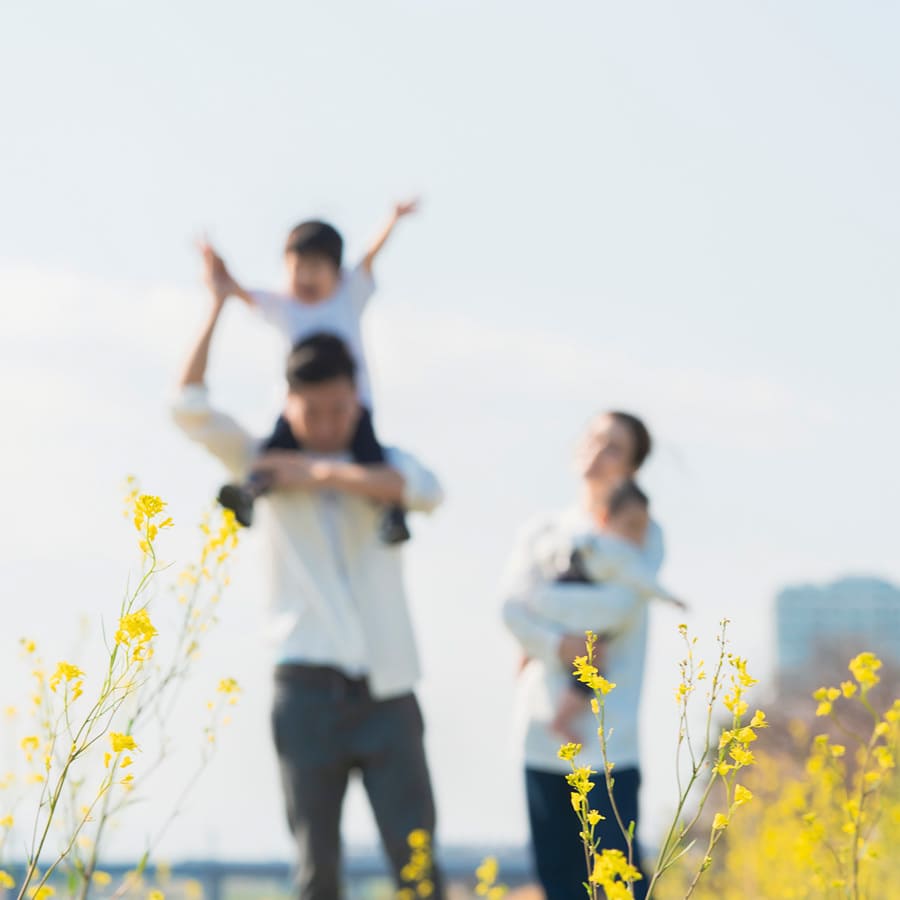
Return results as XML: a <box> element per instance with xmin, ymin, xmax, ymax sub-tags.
<box><xmin>217</xmin><ymin>483</ymin><xmax>256</xmax><ymax>528</ymax></box>
<box><xmin>379</xmin><ymin>506</ymin><xmax>411</xmax><ymax>545</ymax></box>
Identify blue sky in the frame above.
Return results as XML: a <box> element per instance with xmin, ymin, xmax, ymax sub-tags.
<box><xmin>1</xmin><ymin>0</ymin><xmax>899</xmax><ymax>861</ymax></box>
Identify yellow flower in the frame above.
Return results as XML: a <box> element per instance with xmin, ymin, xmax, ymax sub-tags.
<box><xmin>713</xmin><ymin>761</ymin><xmax>733</xmax><ymax>776</ymax></box>
<box><xmin>841</xmin><ymin>680</ymin><xmax>858</xmax><ymax>698</ymax></box>
<box><xmin>0</xmin><ymin>815</ymin><xmax>13</xmax><ymax>828</ymax></box>
<box><xmin>109</xmin><ymin>732</ymin><xmax>138</xmax><ymax>753</ymax></box>
<box><xmin>849</xmin><ymin>652</ymin><xmax>882</xmax><ymax>689</ymax></box>
<box><xmin>148</xmin><ymin>891</ymin><xmax>165</xmax><ymax>900</ymax></box>
<box><xmin>217</xmin><ymin>678</ymin><xmax>241</xmax><ymax>695</ymax></box>
<box><xmin>114</xmin><ymin>609</ymin><xmax>157</xmax><ymax>648</ymax></box>
<box><xmin>731</xmin><ymin>656</ymin><xmax>758</xmax><ymax>687</ymax></box>
<box><xmin>475</xmin><ymin>856</ymin><xmax>499</xmax><ymax>886</ymax></box>
<box><xmin>183</xmin><ymin>880</ymin><xmax>203</xmax><ymax>900</ymax></box>
<box><xmin>0</xmin><ymin>871</ymin><xmax>14</xmax><ymax>890</ymax></box>
<box><xmin>557</xmin><ymin>743</ymin><xmax>582</xmax><ymax>762</ymax></box>
<box><xmin>712</xmin><ymin>813</ymin><xmax>730</xmax><ymax>830</ymax></box>
<box><xmin>49</xmin><ymin>661</ymin><xmax>85</xmax><ymax>694</ymax></box>
<box><xmin>21</xmin><ymin>735</ymin><xmax>39</xmax><ymax>759</ymax></box>
<box><xmin>20</xmin><ymin>638</ymin><xmax>36</xmax><ymax>654</ymax></box>
<box><xmin>730</xmin><ymin>746</ymin><xmax>756</xmax><ymax>767</ymax></box>
<box><xmin>733</xmin><ymin>784</ymin><xmax>753</xmax><ymax>806</ymax></box>
<box><xmin>587</xmin><ymin>809</ymin><xmax>605</xmax><ymax>826</ymax></box>
<box><xmin>749</xmin><ymin>710</ymin><xmax>768</xmax><ymax>728</ymax></box>
<box><xmin>28</xmin><ymin>887</ymin><xmax>55</xmax><ymax>900</ymax></box>
<box><xmin>572</xmin><ymin>656</ymin><xmax>616</xmax><ymax>694</ymax></box>
<box><xmin>91</xmin><ymin>873</ymin><xmax>112</xmax><ymax>886</ymax></box>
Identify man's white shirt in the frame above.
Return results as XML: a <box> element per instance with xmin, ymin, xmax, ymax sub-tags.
<box><xmin>171</xmin><ymin>384</ymin><xmax>443</xmax><ymax>699</ymax></box>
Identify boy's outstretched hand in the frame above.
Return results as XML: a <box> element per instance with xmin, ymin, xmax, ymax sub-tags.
<box><xmin>393</xmin><ymin>197</ymin><xmax>420</xmax><ymax>219</ymax></box>
<box><xmin>198</xmin><ymin>239</ymin><xmax>241</xmax><ymax>302</ymax></box>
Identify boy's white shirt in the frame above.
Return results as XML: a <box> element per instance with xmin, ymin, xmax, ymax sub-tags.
<box><xmin>250</xmin><ymin>263</ymin><xmax>376</xmax><ymax>407</ymax></box>
<box><xmin>501</xmin><ymin>507</ymin><xmax>665</xmax><ymax>774</ymax></box>
<box><xmin>170</xmin><ymin>384</ymin><xmax>443</xmax><ymax>699</ymax></box>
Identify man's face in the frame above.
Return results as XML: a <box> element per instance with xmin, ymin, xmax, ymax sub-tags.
<box><xmin>283</xmin><ymin>378</ymin><xmax>360</xmax><ymax>454</ymax></box>
<box><xmin>285</xmin><ymin>252</ymin><xmax>341</xmax><ymax>304</ymax></box>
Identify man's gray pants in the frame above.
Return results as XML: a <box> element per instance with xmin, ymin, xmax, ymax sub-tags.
<box><xmin>271</xmin><ymin>665</ymin><xmax>443</xmax><ymax>900</ymax></box>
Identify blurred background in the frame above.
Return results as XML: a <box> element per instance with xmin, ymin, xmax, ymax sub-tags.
<box><xmin>1</xmin><ymin>0</ymin><xmax>899</xmax><ymax>883</ymax></box>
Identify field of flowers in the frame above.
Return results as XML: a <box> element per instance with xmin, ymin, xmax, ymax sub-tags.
<box><xmin>2</xmin><ymin>489</ymin><xmax>898</xmax><ymax>900</ymax></box>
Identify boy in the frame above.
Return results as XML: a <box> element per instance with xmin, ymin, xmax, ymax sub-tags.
<box><xmin>534</xmin><ymin>481</ymin><xmax>686</xmax><ymax>741</ymax></box>
<box><xmin>200</xmin><ymin>199</ymin><xmax>419</xmax><ymax>541</ymax></box>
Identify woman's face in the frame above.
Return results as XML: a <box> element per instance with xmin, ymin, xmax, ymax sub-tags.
<box><xmin>576</xmin><ymin>414</ymin><xmax>637</xmax><ymax>487</ymax></box>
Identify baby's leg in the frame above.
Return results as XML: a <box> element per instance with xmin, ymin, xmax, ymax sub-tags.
<box><xmin>551</xmin><ymin>686</ymin><xmax>592</xmax><ymax>744</ymax></box>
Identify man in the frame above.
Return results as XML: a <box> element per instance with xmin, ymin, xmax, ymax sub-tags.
<box><xmin>171</xmin><ymin>284</ymin><xmax>444</xmax><ymax>900</ymax></box>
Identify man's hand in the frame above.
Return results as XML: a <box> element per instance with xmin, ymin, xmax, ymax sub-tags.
<box><xmin>558</xmin><ymin>633</ymin><xmax>608</xmax><ymax>672</ymax></box>
<box><xmin>251</xmin><ymin>452</ymin><xmax>328</xmax><ymax>491</ymax></box>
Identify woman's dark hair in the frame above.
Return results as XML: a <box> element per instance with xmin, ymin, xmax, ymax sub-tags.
<box><xmin>607</xmin><ymin>480</ymin><xmax>649</xmax><ymax>518</ymax></box>
<box><xmin>286</xmin><ymin>333</ymin><xmax>356</xmax><ymax>391</ymax></box>
<box><xmin>609</xmin><ymin>411</ymin><xmax>653</xmax><ymax>470</ymax></box>
<box><xmin>284</xmin><ymin>220</ymin><xmax>343</xmax><ymax>269</ymax></box>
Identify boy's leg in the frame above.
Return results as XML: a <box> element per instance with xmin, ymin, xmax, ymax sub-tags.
<box><xmin>352</xmin><ymin>408</ymin><xmax>410</xmax><ymax>545</ymax></box>
<box><xmin>263</xmin><ymin>414</ymin><xmax>303</xmax><ymax>452</ymax></box>
<box><xmin>356</xmin><ymin>693</ymin><xmax>444</xmax><ymax>898</ymax></box>
<box><xmin>218</xmin><ymin>415</ymin><xmax>303</xmax><ymax>527</ymax></box>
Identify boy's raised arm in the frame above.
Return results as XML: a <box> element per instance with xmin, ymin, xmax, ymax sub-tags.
<box><xmin>361</xmin><ymin>198</ymin><xmax>419</xmax><ymax>274</ymax></box>
<box><xmin>198</xmin><ymin>240</ymin><xmax>255</xmax><ymax>307</ymax></box>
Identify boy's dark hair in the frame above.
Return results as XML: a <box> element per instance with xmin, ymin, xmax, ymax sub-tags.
<box><xmin>607</xmin><ymin>480</ymin><xmax>649</xmax><ymax>518</ymax></box>
<box><xmin>284</xmin><ymin>220</ymin><xmax>343</xmax><ymax>269</ymax></box>
<box><xmin>609</xmin><ymin>411</ymin><xmax>653</xmax><ymax>470</ymax></box>
<box><xmin>286</xmin><ymin>333</ymin><xmax>357</xmax><ymax>392</ymax></box>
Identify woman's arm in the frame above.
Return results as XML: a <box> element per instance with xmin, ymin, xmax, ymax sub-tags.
<box><xmin>501</xmin><ymin>520</ymin><xmax>643</xmax><ymax>663</ymax></box>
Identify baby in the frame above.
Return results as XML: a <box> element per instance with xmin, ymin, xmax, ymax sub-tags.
<box><xmin>538</xmin><ymin>481</ymin><xmax>686</xmax><ymax>741</ymax></box>
<box><xmin>200</xmin><ymin>200</ymin><xmax>418</xmax><ymax>541</ymax></box>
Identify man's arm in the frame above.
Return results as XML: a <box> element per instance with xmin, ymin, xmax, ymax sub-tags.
<box><xmin>179</xmin><ymin>283</ymin><xmax>226</xmax><ymax>388</ymax></box>
<box><xmin>171</xmin><ymin>282</ymin><xmax>256</xmax><ymax>478</ymax></box>
<box><xmin>252</xmin><ymin>454</ymin><xmax>405</xmax><ymax>505</ymax></box>
<box><xmin>252</xmin><ymin>446</ymin><xmax>444</xmax><ymax>512</ymax></box>
<box><xmin>360</xmin><ymin>199</ymin><xmax>419</xmax><ymax>274</ymax></box>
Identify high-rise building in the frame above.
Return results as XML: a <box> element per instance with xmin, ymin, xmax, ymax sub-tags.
<box><xmin>776</xmin><ymin>576</ymin><xmax>900</xmax><ymax>682</ymax></box>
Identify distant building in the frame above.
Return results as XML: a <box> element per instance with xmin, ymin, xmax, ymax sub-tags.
<box><xmin>776</xmin><ymin>576</ymin><xmax>900</xmax><ymax>686</ymax></box>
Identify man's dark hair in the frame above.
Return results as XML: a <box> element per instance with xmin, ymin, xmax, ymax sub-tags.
<box><xmin>286</xmin><ymin>333</ymin><xmax>357</xmax><ymax>391</ymax></box>
<box><xmin>284</xmin><ymin>220</ymin><xmax>343</xmax><ymax>269</ymax></box>
<box><xmin>609</xmin><ymin>411</ymin><xmax>653</xmax><ymax>470</ymax></box>
<box><xmin>607</xmin><ymin>480</ymin><xmax>649</xmax><ymax>518</ymax></box>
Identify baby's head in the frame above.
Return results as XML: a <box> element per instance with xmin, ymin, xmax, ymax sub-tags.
<box><xmin>601</xmin><ymin>481</ymin><xmax>650</xmax><ymax>545</ymax></box>
<box><xmin>284</xmin><ymin>220</ymin><xmax>343</xmax><ymax>303</ymax></box>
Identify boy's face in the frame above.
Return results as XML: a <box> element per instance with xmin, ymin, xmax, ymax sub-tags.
<box><xmin>286</xmin><ymin>252</ymin><xmax>341</xmax><ymax>303</ymax></box>
<box><xmin>283</xmin><ymin>377</ymin><xmax>360</xmax><ymax>454</ymax></box>
<box><xmin>603</xmin><ymin>502</ymin><xmax>650</xmax><ymax>546</ymax></box>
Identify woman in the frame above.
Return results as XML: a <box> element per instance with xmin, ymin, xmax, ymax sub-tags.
<box><xmin>501</xmin><ymin>411</ymin><xmax>662</xmax><ymax>900</ymax></box>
